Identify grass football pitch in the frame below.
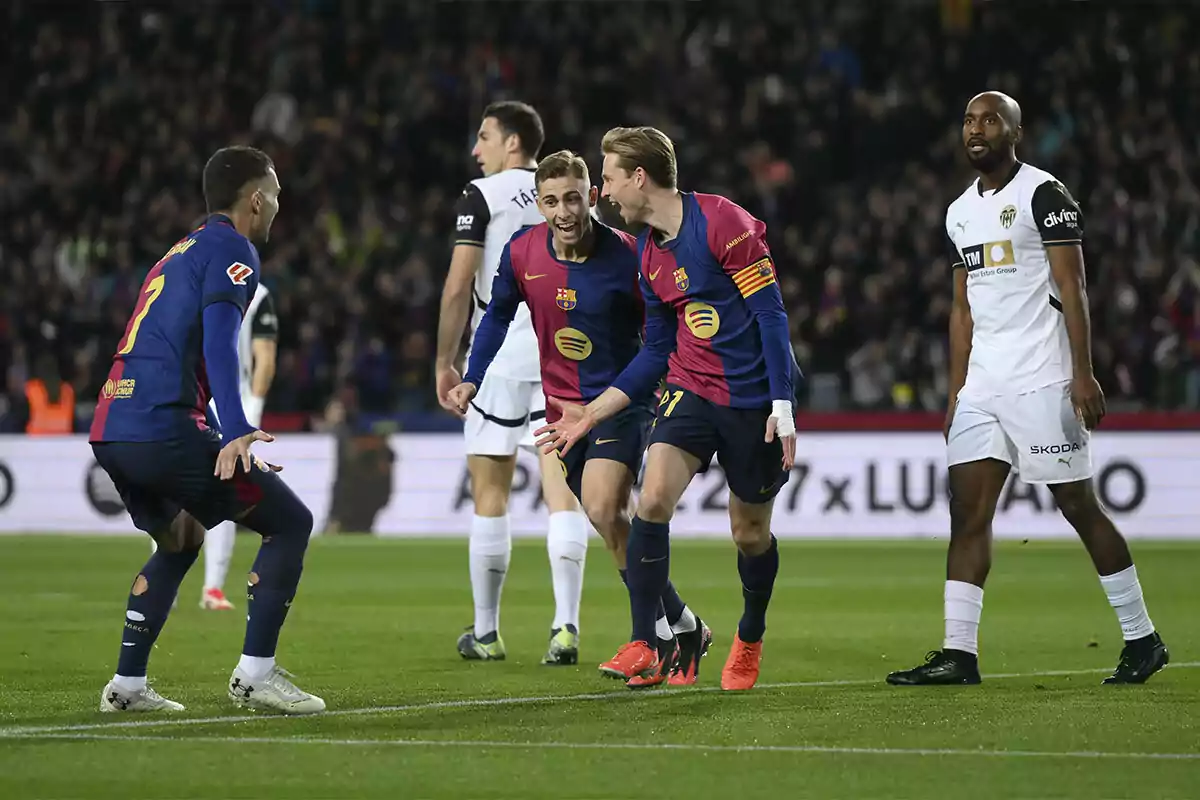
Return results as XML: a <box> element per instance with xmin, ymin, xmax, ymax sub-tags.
<box><xmin>0</xmin><ymin>535</ymin><xmax>1196</xmax><ymax>799</ymax></box>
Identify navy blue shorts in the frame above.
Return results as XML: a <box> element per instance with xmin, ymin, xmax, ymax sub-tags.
<box><xmin>648</xmin><ymin>384</ymin><xmax>788</xmax><ymax>503</ymax></box>
<box><xmin>91</xmin><ymin>426</ymin><xmax>279</xmax><ymax>533</ymax></box>
<box><xmin>559</xmin><ymin>404</ymin><xmax>654</xmax><ymax>501</ymax></box>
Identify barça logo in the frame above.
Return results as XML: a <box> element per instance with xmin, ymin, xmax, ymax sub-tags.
<box><xmin>674</xmin><ymin>267</ymin><xmax>690</xmax><ymax>292</ymax></box>
<box><xmin>556</xmin><ymin>287</ymin><xmax>577</xmax><ymax>311</ymax></box>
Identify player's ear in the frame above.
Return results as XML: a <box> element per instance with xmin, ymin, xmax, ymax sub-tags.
<box><xmin>1011</xmin><ymin>125</ymin><xmax>1023</xmax><ymax>146</ymax></box>
<box><xmin>588</xmin><ymin>186</ymin><xmax>599</xmax><ymax>207</ymax></box>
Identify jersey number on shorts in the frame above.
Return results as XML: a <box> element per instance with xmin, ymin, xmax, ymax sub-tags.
<box><xmin>657</xmin><ymin>390</ymin><xmax>684</xmax><ymax>418</ymax></box>
<box><xmin>118</xmin><ymin>274</ymin><xmax>166</xmax><ymax>355</ymax></box>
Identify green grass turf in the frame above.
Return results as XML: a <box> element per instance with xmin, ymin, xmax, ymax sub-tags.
<box><xmin>0</xmin><ymin>535</ymin><xmax>1196</xmax><ymax>799</ymax></box>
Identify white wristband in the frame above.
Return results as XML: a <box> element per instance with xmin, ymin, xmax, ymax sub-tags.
<box><xmin>770</xmin><ymin>399</ymin><xmax>796</xmax><ymax>437</ymax></box>
<box><xmin>243</xmin><ymin>394</ymin><xmax>266</xmax><ymax>428</ymax></box>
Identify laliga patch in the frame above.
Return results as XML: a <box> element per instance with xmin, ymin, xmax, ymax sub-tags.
<box><xmin>226</xmin><ymin>262</ymin><xmax>253</xmax><ymax>285</ymax></box>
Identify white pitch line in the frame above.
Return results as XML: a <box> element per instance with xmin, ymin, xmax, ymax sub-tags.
<box><xmin>2</xmin><ymin>662</ymin><xmax>1196</xmax><ymax>738</ymax></box>
<box><xmin>15</xmin><ymin>732</ymin><xmax>1200</xmax><ymax>761</ymax></box>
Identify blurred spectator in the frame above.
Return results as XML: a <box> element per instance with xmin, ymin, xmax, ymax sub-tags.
<box><xmin>1</xmin><ymin>0</ymin><xmax>1199</xmax><ymax>427</ymax></box>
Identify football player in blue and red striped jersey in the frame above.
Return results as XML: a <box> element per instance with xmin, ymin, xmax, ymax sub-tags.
<box><xmin>450</xmin><ymin>150</ymin><xmax>710</xmax><ymax>688</ymax></box>
<box><xmin>88</xmin><ymin>147</ymin><xmax>323</xmax><ymax>715</ymax></box>
<box><xmin>537</xmin><ymin>128</ymin><xmax>801</xmax><ymax>690</ymax></box>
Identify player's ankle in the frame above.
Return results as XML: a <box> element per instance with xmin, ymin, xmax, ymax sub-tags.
<box><xmin>237</xmin><ymin>655</ymin><xmax>275</xmax><ymax>681</ymax></box>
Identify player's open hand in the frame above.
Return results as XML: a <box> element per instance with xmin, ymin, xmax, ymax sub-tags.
<box><xmin>1071</xmin><ymin>374</ymin><xmax>1106</xmax><ymax>430</ymax></box>
<box><xmin>534</xmin><ymin>397</ymin><xmax>593</xmax><ymax>456</ymax></box>
<box><xmin>436</xmin><ymin>365</ymin><xmax>465</xmax><ymax>417</ymax></box>
<box><xmin>215</xmin><ymin>430</ymin><xmax>275</xmax><ymax>480</ymax></box>
<box><xmin>765</xmin><ymin>400</ymin><xmax>797</xmax><ymax>471</ymax></box>
<box><xmin>447</xmin><ymin>382</ymin><xmax>478</xmax><ymax>416</ymax></box>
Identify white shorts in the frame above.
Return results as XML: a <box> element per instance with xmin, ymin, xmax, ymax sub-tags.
<box><xmin>464</xmin><ymin>374</ymin><xmax>545</xmax><ymax>456</ymax></box>
<box><xmin>947</xmin><ymin>380</ymin><xmax>1092</xmax><ymax>484</ymax></box>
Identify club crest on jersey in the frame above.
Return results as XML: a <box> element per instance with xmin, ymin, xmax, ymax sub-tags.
<box><xmin>226</xmin><ymin>262</ymin><xmax>253</xmax><ymax>285</ymax></box>
<box><xmin>674</xmin><ymin>267</ymin><xmax>690</xmax><ymax>292</ymax></box>
<box><xmin>555</xmin><ymin>288</ymin><xmax>577</xmax><ymax>311</ymax></box>
<box><xmin>1000</xmin><ymin>205</ymin><xmax>1017</xmax><ymax>229</ymax></box>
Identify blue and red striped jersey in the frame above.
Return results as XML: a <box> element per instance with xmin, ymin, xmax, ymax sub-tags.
<box><xmin>464</xmin><ymin>222</ymin><xmax>657</xmax><ymax>422</ymax></box>
<box><xmin>89</xmin><ymin>215</ymin><xmax>260</xmax><ymax>443</ymax></box>
<box><xmin>636</xmin><ymin>192</ymin><xmax>795</xmax><ymax>409</ymax></box>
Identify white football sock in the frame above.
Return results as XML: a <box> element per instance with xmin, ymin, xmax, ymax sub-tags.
<box><xmin>204</xmin><ymin>520</ymin><xmax>236</xmax><ymax>591</ymax></box>
<box><xmin>469</xmin><ymin>515</ymin><xmax>512</xmax><ymax>637</ymax></box>
<box><xmin>237</xmin><ymin>655</ymin><xmax>275</xmax><ymax>681</ymax></box>
<box><xmin>112</xmin><ymin>674</ymin><xmax>147</xmax><ymax>692</ymax></box>
<box><xmin>671</xmin><ymin>605</ymin><xmax>698</xmax><ymax>635</ymax></box>
<box><xmin>943</xmin><ymin>580</ymin><xmax>984</xmax><ymax>656</ymax></box>
<box><xmin>547</xmin><ymin>511</ymin><xmax>588</xmax><ymax>631</ymax></box>
<box><xmin>1099</xmin><ymin>564</ymin><xmax>1155</xmax><ymax>641</ymax></box>
<box><xmin>655</xmin><ymin>615</ymin><xmax>673</xmax><ymax>642</ymax></box>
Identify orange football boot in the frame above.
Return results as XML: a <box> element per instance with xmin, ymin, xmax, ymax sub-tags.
<box><xmin>627</xmin><ymin>638</ymin><xmax>680</xmax><ymax>690</ymax></box>
<box><xmin>720</xmin><ymin>633</ymin><xmax>763</xmax><ymax>691</ymax></box>
<box><xmin>599</xmin><ymin>641</ymin><xmax>658</xmax><ymax>681</ymax></box>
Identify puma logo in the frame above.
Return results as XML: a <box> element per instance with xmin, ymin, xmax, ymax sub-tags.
<box><xmin>955</xmin><ymin>221</ymin><xmax>968</xmax><ymax>233</ymax></box>
<box><xmin>524</xmin><ymin>272</ymin><xmax>547</xmax><ymax>280</ymax></box>
<box><xmin>648</xmin><ymin>266</ymin><xmax>662</xmax><ymax>280</ymax></box>
<box><xmin>559</xmin><ymin>556</ymin><xmax>583</xmax><ymax>565</ymax></box>
<box><xmin>1058</xmin><ymin>457</ymin><xmax>1073</xmax><ymax>467</ymax></box>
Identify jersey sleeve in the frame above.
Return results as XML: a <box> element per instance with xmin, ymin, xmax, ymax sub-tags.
<box><xmin>201</xmin><ymin>237</ymin><xmax>258</xmax><ymax>314</ymax></box>
<box><xmin>452</xmin><ymin>184</ymin><xmax>491</xmax><ymax>248</ymax></box>
<box><xmin>463</xmin><ymin>241</ymin><xmax>523</xmax><ymax>388</ymax></box>
<box><xmin>702</xmin><ymin>198</ymin><xmax>794</xmax><ymax>403</ymax></box>
<box><xmin>611</xmin><ymin>272</ymin><xmax>676</xmax><ymax>401</ymax></box>
<box><xmin>946</xmin><ymin>233</ymin><xmax>965</xmax><ymax>269</ymax></box>
<box><xmin>1031</xmin><ymin>180</ymin><xmax>1084</xmax><ymax>246</ymax></box>
<box><xmin>250</xmin><ymin>291</ymin><xmax>279</xmax><ymax>339</ymax></box>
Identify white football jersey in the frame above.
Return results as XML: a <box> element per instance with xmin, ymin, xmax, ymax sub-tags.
<box><xmin>945</xmin><ymin>162</ymin><xmax>1085</xmax><ymax>399</ymax></box>
<box><xmin>453</xmin><ymin>167</ymin><xmax>543</xmax><ymax>381</ymax></box>
<box><xmin>238</xmin><ymin>284</ymin><xmax>278</xmax><ymax>398</ymax></box>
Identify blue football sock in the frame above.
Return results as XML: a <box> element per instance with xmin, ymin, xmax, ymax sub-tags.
<box><xmin>737</xmin><ymin>535</ymin><xmax>779</xmax><ymax>643</ymax></box>
<box><xmin>239</xmin><ymin>482</ymin><xmax>314</xmax><ymax>658</ymax></box>
<box><xmin>661</xmin><ymin>581</ymin><xmax>686</xmax><ymax>627</ymax></box>
<box><xmin>116</xmin><ymin>547</ymin><xmax>199</xmax><ymax>677</ymax></box>
<box><xmin>625</xmin><ymin>517</ymin><xmax>670</xmax><ymax>645</ymax></box>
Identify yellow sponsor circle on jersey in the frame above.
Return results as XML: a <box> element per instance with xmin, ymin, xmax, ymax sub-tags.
<box><xmin>983</xmin><ymin>239</ymin><xmax>1016</xmax><ymax>268</ymax></box>
<box><xmin>684</xmin><ymin>302</ymin><xmax>720</xmax><ymax>340</ymax></box>
<box><xmin>554</xmin><ymin>327</ymin><xmax>593</xmax><ymax>361</ymax></box>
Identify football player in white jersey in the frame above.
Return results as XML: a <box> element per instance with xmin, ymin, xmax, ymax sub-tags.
<box><xmin>435</xmin><ymin>102</ymin><xmax>590</xmax><ymax>665</ymax></box>
<box><xmin>888</xmin><ymin>92</ymin><xmax>1168</xmax><ymax>686</ymax></box>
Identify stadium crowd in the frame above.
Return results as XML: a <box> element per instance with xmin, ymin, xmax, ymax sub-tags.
<box><xmin>2</xmin><ymin>0</ymin><xmax>1199</xmax><ymax>431</ymax></box>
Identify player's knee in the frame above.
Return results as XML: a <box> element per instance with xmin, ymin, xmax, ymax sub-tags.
<box><xmin>1052</xmin><ymin>481</ymin><xmax>1100</xmax><ymax>529</ymax></box>
<box><xmin>730</xmin><ymin>514</ymin><xmax>771</xmax><ymax>555</ymax></box>
<box><xmin>948</xmin><ymin>491</ymin><xmax>990</xmax><ymax>538</ymax></box>
<box><xmin>582</xmin><ymin>496</ymin><xmax>625</xmax><ymax>541</ymax></box>
<box><xmin>472</xmin><ymin>485</ymin><xmax>510</xmax><ymax>517</ymax></box>
<box><xmin>635</xmin><ymin>488</ymin><xmax>675</xmax><ymax>524</ymax></box>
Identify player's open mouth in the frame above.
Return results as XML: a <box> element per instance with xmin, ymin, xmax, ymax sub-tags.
<box><xmin>968</xmin><ymin>141</ymin><xmax>989</xmax><ymax>155</ymax></box>
<box><xmin>555</xmin><ymin>221</ymin><xmax>579</xmax><ymax>234</ymax></box>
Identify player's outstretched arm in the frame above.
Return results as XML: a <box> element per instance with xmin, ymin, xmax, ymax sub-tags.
<box><xmin>536</xmin><ymin>282</ymin><xmax>676</xmax><ymax>455</ymax></box>
<box><xmin>946</xmin><ymin>248</ymin><xmax>973</xmax><ymax>441</ymax></box>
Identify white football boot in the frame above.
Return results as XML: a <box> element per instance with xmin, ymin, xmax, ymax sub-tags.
<box><xmin>100</xmin><ymin>681</ymin><xmax>185</xmax><ymax>713</ymax></box>
<box><xmin>228</xmin><ymin>665</ymin><xmax>326</xmax><ymax>715</ymax></box>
